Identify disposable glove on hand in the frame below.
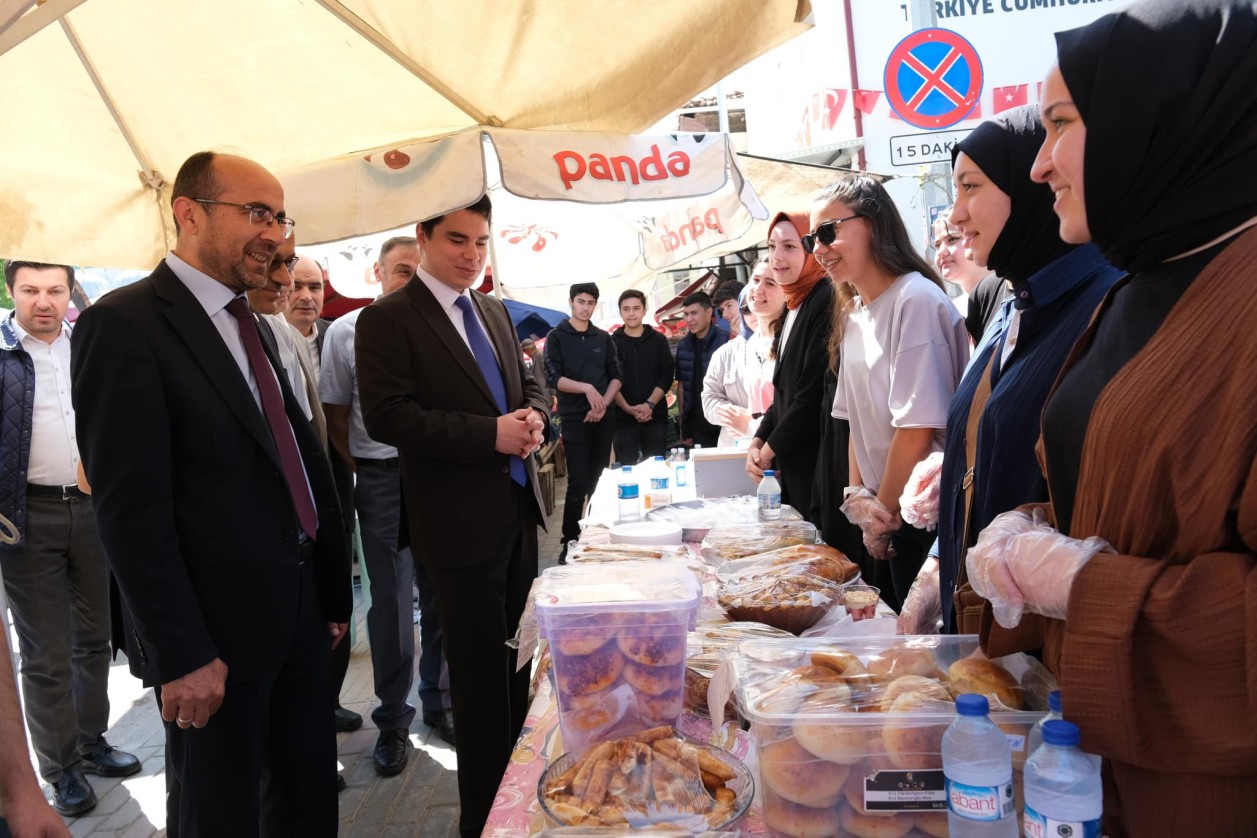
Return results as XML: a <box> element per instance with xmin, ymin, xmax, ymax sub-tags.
<box><xmin>896</xmin><ymin>557</ymin><xmax>941</xmax><ymax>634</ymax></box>
<box><xmin>899</xmin><ymin>452</ymin><xmax>943</xmax><ymax>531</ymax></box>
<box><xmin>841</xmin><ymin>487</ymin><xmax>899</xmax><ymax>560</ymax></box>
<box><xmin>966</xmin><ymin>509</ymin><xmax>1114</xmax><ymax>628</ymax></box>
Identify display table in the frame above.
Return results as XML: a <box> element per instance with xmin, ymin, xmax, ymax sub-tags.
<box><xmin>482</xmin><ymin>674</ymin><xmax>768</xmax><ymax>836</ymax></box>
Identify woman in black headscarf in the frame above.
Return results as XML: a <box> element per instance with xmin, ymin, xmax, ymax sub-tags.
<box><xmin>894</xmin><ymin>105</ymin><xmax>1121</xmax><ymax>636</ymax></box>
<box><xmin>964</xmin><ymin>2</ymin><xmax>1257</xmax><ymax>833</ymax></box>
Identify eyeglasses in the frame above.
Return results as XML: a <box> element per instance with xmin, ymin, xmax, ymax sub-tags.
<box><xmin>272</xmin><ymin>255</ymin><xmax>299</xmax><ymax>274</ymax></box>
<box><xmin>193</xmin><ymin>198</ymin><xmax>296</xmax><ymax>239</ymax></box>
<box><xmin>801</xmin><ymin>214</ymin><xmax>861</xmax><ymax>253</ymax></box>
<box><xmin>739</xmin><ymin>305</ymin><xmax>751</xmax><ymax>315</ymax></box>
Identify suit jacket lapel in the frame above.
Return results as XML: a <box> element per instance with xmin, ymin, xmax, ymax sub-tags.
<box><xmin>152</xmin><ymin>264</ymin><xmax>282</xmax><ymax>468</ymax></box>
<box><xmin>405</xmin><ymin>279</ymin><xmax>500</xmax><ymax>411</ymax></box>
<box><xmin>475</xmin><ymin>293</ymin><xmax>523</xmax><ymax>410</ymax></box>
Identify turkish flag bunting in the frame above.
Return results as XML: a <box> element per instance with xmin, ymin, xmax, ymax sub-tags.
<box><xmin>822</xmin><ymin>88</ymin><xmax>848</xmax><ymax>130</ymax></box>
<box><xmin>994</xmin><ymin>84</ymin><xmax>1029</xmax><ymax>114</ymax></box>
<box><xmin>852</xmin><ymin>90</ymin><xmax>881</xmax><ymax>115</ymax></box>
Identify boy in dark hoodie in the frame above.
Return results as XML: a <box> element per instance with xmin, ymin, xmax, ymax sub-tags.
<box><xmin>543</xmin><ymin>283</ymin><xmax>622</xmax><ymax>558</ymax></box>
<box><xmin>610</xmin><ymin>289</ymin><xmax>673</xmax><ymax>465</ymax></box>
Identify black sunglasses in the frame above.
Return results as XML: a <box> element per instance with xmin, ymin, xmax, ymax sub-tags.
<box><xmin>801</xmin><ymin>214</ymin><xmax>861</xmax><ymax>253</ymax></box>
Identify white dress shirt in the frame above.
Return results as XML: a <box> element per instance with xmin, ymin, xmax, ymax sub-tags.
<box><xmin>15</xmin><ymin>318</ymin><xmax>78</xmax><ymax>486</ymax></box>
<box><xmin>319</xmin><ymin>308</ymin><xmax>397</xmax><ymax>460</ymax></box>
<box><xmin>415</xmin><ymin>266</ymin><xmax>501</xmax><ymax>365</ymax></box>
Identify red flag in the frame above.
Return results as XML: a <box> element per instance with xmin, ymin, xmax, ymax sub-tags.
<box><xmin>1036</xmin><ymin>81</ymin><xmax>1044</xmax><ymax>102</ymax></box>
<box><xmin>822</xmin><ymin>88</ymin><xmax>848</xmax><ymax>131</ymax></box>
<box><xmin>993</xmin><ymin>84</ymin><xmax>1028</xmax><ymax>114</ymax></box>
<box><xmin>852</xmin><ymin>89</ymin><xmax>881</xmax><ymax>115</ymax></box>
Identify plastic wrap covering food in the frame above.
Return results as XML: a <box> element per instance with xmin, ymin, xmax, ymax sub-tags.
<box><xmin>646</xmin><ymin>497</ymin><xmax>802</xmax><ymax>542</ymax></box>
<box><xmin>538</xmin><ymin>728</ymin><xmax>753</xmax><ymax>831</ymax></box>
<box><xmin>535</xmin><ymin>829</ymin><xmax>741</xmax><ymax>837</ymax></box>
<box><xmin>715</xmin><ymin>543</ymin><xmax>861</xmax><ymax>587</ymax></box>
<box><xmin>717</xmin><ymin>636</ymin><xmax>1056</xmax><ymax>833</ymax></box>
<box><xmin>699</xmin><ymin>521</ymin><xmax>818</xmax><ymax>562</ymax></box>
<box><xmin>716</xmin><ymin>572</ymin><xmax>843</xmax><ymax>635</ymax></box>
<box><xmin>683</xmin><ymin>622</ymin><xmax>794</xmax><ymax>719</ymax></box>
<box><xmin>568</xmin><ymin>544</ymin><xmax>692</xmax><ymax>563</ymax></box>
<box><xmin>532</xmin><ymin>563</ymin><xmax>702</xmax><ymax>750</ymax></box>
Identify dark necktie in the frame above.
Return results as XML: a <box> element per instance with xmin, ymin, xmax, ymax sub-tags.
<box><xmin>452</xmin><ymin>295</ymin><xmax>526</xmax><ymax>486</ymax></box>
<box><xmin>224</xmin><ymin>298</ymin><xmax>320</xmax><ymax>537</ymax></box>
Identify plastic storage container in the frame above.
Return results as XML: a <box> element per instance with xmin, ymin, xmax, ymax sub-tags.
<box><xmin>723</xmin><ymin>636</ymin><xmax>1056</xmax><ymax>837</ymax></box>
<box><xmin>1023</xmin><ymin>720</ymin><xmax>1102</xmax><ymax>838</ymax></box>
<box><xmin>534</xmin><ymin>562</ymin><xmax>702</xmax><ymax>750</ymax></box>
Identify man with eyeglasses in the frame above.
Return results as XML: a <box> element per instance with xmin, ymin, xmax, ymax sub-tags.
<box><xmin>71</xmin><ymin>151</ymin><xmax>351</xmax><ymax>836</ymax></box>
<box><xmin>247</xmin><ymin>238</ymin><xmax>313</xmax><ymax>421</ymax></box>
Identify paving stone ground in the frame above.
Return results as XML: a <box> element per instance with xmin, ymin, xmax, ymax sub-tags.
<box><xmin>19</xmin><ymin>477</ymin><xmax>569</xmax><ymax>838</ymax></box>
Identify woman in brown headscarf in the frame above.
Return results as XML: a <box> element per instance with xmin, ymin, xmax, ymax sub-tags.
<box><xmin>746</xmin><ymin>212</ymin><xmax>860</xmax><ymax>561</ymax></box>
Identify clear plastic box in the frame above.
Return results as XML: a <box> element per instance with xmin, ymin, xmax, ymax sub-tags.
<box><xmin>699</xmin><ymin>521</ymin><xmax>819</xmax><ymax>563</ymax></box>
<box><xmin>534</xmin><ymin>562</ymin><xmax>702</xmax><ymax>751</ymax></box>
<box><xmin>723</xmin><ymin>635</ymin><xmax>1056</xmax><ymax>834</ymax></box>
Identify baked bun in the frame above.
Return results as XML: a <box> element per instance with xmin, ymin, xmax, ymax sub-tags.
<box><xmin>810</xmin><ymin>649</ymin><xmax>869</xmax><ymax>682</ymax></box>
<box><xmin>877</xmin><ymin>675</ymin><xmax>953</xmax><ymax>711</ymax></box>
<box><xmin>842</xmin><ymin>741</ymin><xmax>898</xmax><ymax>814</ymax></box>
<box><xmin>760</xmin><ymin>736</ymin><xmax>850</xmax><ymax>807</ymax></box>
<box><xmin>947</xmin><ymin>658</ymin><xmax>1023</xmax><ymax>710</ymax></box>
<box><xmin>882</xmin><ymin>692</ymin><xmax>949</xmax><ymax>770</ymax></box>
<box><xmin>555</xmin><ymin>624</ymin><xmax>618</xmax><ymax>656</ymax></box>
<box><xmin>638</xmin><ymin>688</ymin><xmax>683</xmax><ymax>723</ymax></box>
<box><xmin>867</xmin><ymin>645</ymin><xmax>941</xmax><ymax>682</ymax></box>
<box><xmin>793</xmin><ymin>693</ymin><xmax>870</xmax><ymax>765</ymax></box>
<box><xmin>555</xmin><ymin>644</ymin><xmax>624</xmax><ymax>696</ymax></box>
<box><xmin>616</xmin><ymin>633</ymin><xmax>685</xmax><ymax>667</ymax></box>
<box><xmin>621</xmin><ymin>659</ymin><xmax>683</xmax><ymax>696</ymax></box>
<box><xmin>839</xmin><ymin>803</ymin><xmax>912</xmax><ymax>838</ymax></box>
<box><xmin>761</xmin><ymin>791</ymin><xmax>843</xmax><ymax>838</ymax></box>
<box><xmin>913</xmin><ymin>810</ymin><xmax>950</xmax><ymax>837</ymax></box>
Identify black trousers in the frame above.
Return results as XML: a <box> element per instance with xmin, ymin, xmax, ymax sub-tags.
<box><xmin>423</xmin><ymin>483</ymin><xmax>538</xmax><ymax>837</ymax></box>
<box><xmin>161</xmin><ymin>562</ymin><xmax>336</xmax><ymax>838</ymax></box>
<box><xmin>560</xmin><ymin>417</ymin><xmax>615</xmax><ymax>543</ymax></box>
<box><xmin>612</xmin><ymin>420</ymin><xmax>667</xmax><ymax>465</ymax></box>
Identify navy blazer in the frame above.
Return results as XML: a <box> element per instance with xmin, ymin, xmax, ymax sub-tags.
<box><xmin>71</xmin><ymin>261</ymin><xmax>351</xmax><ymax>685</ymax></box>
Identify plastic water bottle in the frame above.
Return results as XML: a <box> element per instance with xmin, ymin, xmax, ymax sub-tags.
<box><xmin>1026</xmin><ymin>690</ymin><xmax>1063</xmax><ymax>758</ymax></box>
<box><xmin>673</xmin><ymin>448</ymin><xmax>689</xmax><ymax>488</ymax></box>
<box><xmin>617</xmin><ymin>466</ymin><xmax>640</xmax><ymax>523</ymax></box>
<box><xmin>757</xmin><ymin>470</ymin><xmax>782</xmax><ymax>521</ymax></box>
<box><xmin>1023</xmin><ymin>720</ymin><xmax>1102</xmax><ymax>838</ymax></box>
<box><xmin>646</xmin><ymin>455</ymin><xmax>672</xmax><ymax>509</ymax></box>
<box><xmin>943</xmin><ymin>694</ymin><xmax>1018</xmax><ymax>836</ymax></box>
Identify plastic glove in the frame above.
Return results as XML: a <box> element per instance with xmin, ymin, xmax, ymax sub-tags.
<box><xmin>841</xmin><ymin>487</ymin><xmax>899</xmax><ymax>561</ymax></box>
<box><xmin>896</xmin><ymin>557</ymin><xmax>942</xmax><ymax>634</ymax></box>
<box><xmin>967</xmin><ymin>509</ymin><xmax>1114</xmax><ymax>628</ymax></box>
<box><xmin>899</xmin><ymin>452</ymin><xmax>943</xmax><ymax>531</ymax></box>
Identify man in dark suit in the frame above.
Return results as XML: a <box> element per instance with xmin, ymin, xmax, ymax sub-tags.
<box><xmin>355</xmin><ymin>195</ymin><xmax>548</xmax><ymax>838</ymax></box>
<box><xmin>70</xmin><ymin>151</ymin><xmax>351</xmax><ymax>837</ymax></box>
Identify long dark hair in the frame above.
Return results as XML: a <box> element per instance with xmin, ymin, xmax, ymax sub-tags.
<box><xmin>817</xmin><ymin>175</ymin><xmax>942</xmax><ymax>372</ymax></box>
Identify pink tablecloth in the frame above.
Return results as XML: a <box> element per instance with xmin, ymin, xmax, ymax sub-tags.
<box><xmin>482</xmin><ymin>676</ymin><xmax>768</xmax><ymax>836</ymax></box>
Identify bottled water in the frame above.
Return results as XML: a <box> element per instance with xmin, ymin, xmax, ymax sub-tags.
<box><xmin>1026</xmin><ymin>690</ymin><xmax>1062</xmax><ymax>757</ymax></box>
<box><xmin>1023</xmin><ymin>720</ymin><xmax>1102</xmax><ymax>838</ymax></box>
<box><xmin>646</xmin><ymin>455</ymin><xmax>672</xmax><ymax>509</ymax></box>
<box><xmin>942</xmin><ymin>694</ymin><xmax>1018</xmax><ymax>836</ymax></box>
<box><xmin>617</xmin><ymin>466</ymin><xmax>640</xmax><ymax>523</ymax></box>
<box><xmin>757</xmin><ymin>470</ymin><xmax>782</xmax><ymax>521</ymax></box>
<box><xmin>673</xmin><ymin>448</ymin><xmax>689</xmax><ymax>488</ymax></box>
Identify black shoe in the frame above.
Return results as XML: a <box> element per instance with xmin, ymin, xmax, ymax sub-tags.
<box><xmin>334</xmin><ymin>706</ymin><xmax>363</xmax><ymax>733</ymax></box>
<box><xmin>557</xmin><ymin>541</ymin><xmax>569</xmax><ymax>565</ymax></box>
<box><xmin>52</xmin><ymin>768</ymin><xmax>98</xmax><ymax>816</ymax></box>
<box><xmin>336</xmin><ymin>773</ymin><xmax>347</xmax><ymax>793</ymax></box>
<box><xmin>372</xmin><ymin>729</ymin><xmax>409</xmax><ymax>776</ymax></box>
<box><xmin>422</xmin><ymin>709</ymin><xmax>457</xmax><ymax>747</ymax></box>
<box><xmin>80</xmin><ymin>742</ymin><xmax>141</xmax><ymax>778</ymax></box>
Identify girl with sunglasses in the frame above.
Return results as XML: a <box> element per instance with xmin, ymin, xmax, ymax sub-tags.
<box><xmin>816</xmin><ymin>176</ymin><xmax>970</xmax><ymax>609</ymax></box>
<box><xmin>745</xmin><ymin>212</ymin><xmax>841</xmax><ymax>539</ymax></box>
<box><xmin>964</xmin><ymin>2</ymin><xmax>1257</xmax><ymax>831</ymax></box>
<box><xmin>702</xmin><ymin>263</ymin><xmax>785</xmax><ymax>448</ymax></box>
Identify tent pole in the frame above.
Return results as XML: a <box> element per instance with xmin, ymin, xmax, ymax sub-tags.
<box><xmin>0</xmin><ymin>0</ymin><xmax>86</xmax><ymax>60</ymax></box>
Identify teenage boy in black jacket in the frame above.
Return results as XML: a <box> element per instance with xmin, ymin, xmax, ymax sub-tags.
<box><xmin>544</xmin><ymin>283</ymin><xmax>622</xmax><ymax>558</ymax></box>
<box><xmin>610</xmin><ymin>289</ymin><xmax>673</xmax><ymax>465</ymax></box>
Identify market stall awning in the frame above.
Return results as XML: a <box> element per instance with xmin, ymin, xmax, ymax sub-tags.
<box><xmin>0</xmin><ymin>0</ymin><xmax>814</xmax><ymax>270</ymax></box>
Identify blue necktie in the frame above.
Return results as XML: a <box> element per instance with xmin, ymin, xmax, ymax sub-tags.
<box><xmin>453</xmin><ymin>295</ymin><xmax>527</xmax><ymax>487</ymax></box>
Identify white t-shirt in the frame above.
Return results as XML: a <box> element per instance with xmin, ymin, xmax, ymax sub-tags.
<box><xmin>832</xmin><ymin>272</ymin><xmax>970</xmax><ymax>493</ymax></box>
<box><xmin>319</xmin><ymin>308</ymin><xmax>398</xmax><ymax>460</ymax></box>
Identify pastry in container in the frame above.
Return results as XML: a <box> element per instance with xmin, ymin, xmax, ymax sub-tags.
<box><xmin>716</xmin><ymin>571</ymin><xmax>843</xmax><ymax>635</ymax></box>
<box><xmin>683</xmin><ymin>621</ymin><xmax>793</xmax><ymax>719</ymax></box>
<box><xmin>716</xmin><ymin>543</ymin><xmax>861</xmax><ymax>587</ymax></box>
<box><xmin>567</xmin><ymin>543</ymin><xmax>690</xmax><ymax>563</ymax></box>
<box><xmin>721</xmin><ymin>636</ymin><xmax>1057</xmax><ymax>832</ymax></box>
<box><xmin>699</xmin><ymin>520</ymin><xmax>819</xmax><ymax>562</ymax></box>
<box><xmin>534</xmin><ymin>562</ymin><xmax>701</xmax><ymax>751</ymax></box>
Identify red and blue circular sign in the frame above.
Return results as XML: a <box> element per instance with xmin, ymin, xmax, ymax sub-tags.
<box><xmin>884</xmin><ymin>28</ymin><xmax>983</xmax><ymax>130</ymax></box>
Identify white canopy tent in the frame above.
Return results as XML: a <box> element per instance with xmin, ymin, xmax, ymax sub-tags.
<box><xmin>0</xmin><ymin>0</ymin><xmax>814</xmax><ymax>273</ymax></box>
